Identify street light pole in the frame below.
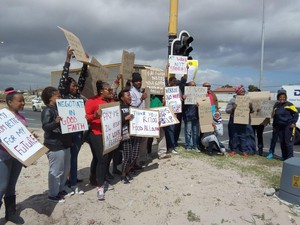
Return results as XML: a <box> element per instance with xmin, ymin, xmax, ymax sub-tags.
<box><xmin>259</xmin><ymin>0</ymin><xmax>265</xmax><ymax>90</ymax></box>
<box><xmin>168</xmin><ymin>0</ymin><xmax>178</xmax><ymax>56</ymax></box>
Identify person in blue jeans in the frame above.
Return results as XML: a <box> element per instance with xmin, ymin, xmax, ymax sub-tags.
<box><xmin>182</xmin><ymin>81</ymin><xmax>200</xmax><ymax>152</ymax></box>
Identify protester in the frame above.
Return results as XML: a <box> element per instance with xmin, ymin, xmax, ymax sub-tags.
<box><xmin>84</xmin><ymin>80</ymin><xmax>114</xmax><ymax>200</ymax></box>
<box><xmin>41</xmin><ymin>86</ymin><xmax>73</xmax><ymax>203</ymax></box>
<box><xmin>129</xmin><ymin>72</ymin><xmax>148</xmax><ymax>169</ymax></box>
<box><xmin>272</xmin><ymin>89</ymin><xmax>298</xmax><ymax>160</ymax></box>
<box><xmin>201</xmin><ymin>111</ymin><xmax>226</xmax><ymax>156</ymax></box>
<box><xmin>58</xmin><ymin>46</ymin><xmax>88</xmax><ymax>194</ymax></box>
<box><xmin>203</xmin><ymin>82</ymin><xmax>219</xmax><ymax>115</ymax></box>
<box><xmin>182</xmin><ymin>81</ymin><xmax>200</xmax><ymax>152</ymax></box>
<box><xmin>0</xmin><ymin>88</ymin><xmax>27</xmax><ymax>224</ymax></box>
<box><xmin>225</xmin><ymin>85</ymin><xmax>256</xmax><ymax>157</ymax></box>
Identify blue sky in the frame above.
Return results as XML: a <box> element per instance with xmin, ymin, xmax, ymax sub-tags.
<box><xmin>1</xmin><ymin>0</ymin><xmax>299</xmax><ymax>92</ymax></box>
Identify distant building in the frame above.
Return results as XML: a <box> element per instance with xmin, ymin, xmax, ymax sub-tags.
<box><xmin>213</xmin><ymin>87</ymin><xmax>235</xmax><ymax>102</ymax></box>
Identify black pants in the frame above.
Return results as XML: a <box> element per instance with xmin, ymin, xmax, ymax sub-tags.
<box><xmin>252</xmin><ymin>125</ymin><xmax>264</xmax><ymax>148</ymax></box>
<box><xmin>278</xmin><ymin>125</ymin><xmax>294</xmax><ymax>160</ymax></box>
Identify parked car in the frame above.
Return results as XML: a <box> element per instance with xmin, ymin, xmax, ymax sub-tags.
<box><xmin>31</xmin><ymin>97</ymin><xmax>42</xmax><ymax>104</ymax></box>
<box><xmin>32</xmin><ymin>100</ymin><xmax>46</xmax><ymax>112</ymax></box>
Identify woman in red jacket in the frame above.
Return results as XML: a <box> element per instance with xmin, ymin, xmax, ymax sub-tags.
<box><xmin>85</xmin><ymin>80</ymin><xmax>114</xmax><ymax>201</ymax></box>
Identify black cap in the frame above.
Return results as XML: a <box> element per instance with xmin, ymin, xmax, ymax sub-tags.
<box><xmin>277</xmin><ymin>88</ymin><xmax>287</xmax><ymax>99</ymax></box>
<box><xmin>132</xmin><ymin>72</ymin><xmax>142</xmax><ymax>83</ymax></box>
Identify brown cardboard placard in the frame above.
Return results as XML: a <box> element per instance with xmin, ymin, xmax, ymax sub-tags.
<box><xmin>141</xmin><ymin>67</ymin><xmax>165</xmax><ymax>95</ymax></box>
<box><xmin>234</xmin><ymin>95</ymin><xmax>250</xmax><ymax>124</ymax></box>
<box><xmin>120</xmin><ymin>50</ymin><xmax>135</xmax><ymax>80</ymax></box>
<box><xmin>197</xmin><ymin>97</ymin><xmax>214</xmax><ymax>133</ymax></box>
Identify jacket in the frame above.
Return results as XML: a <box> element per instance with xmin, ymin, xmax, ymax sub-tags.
<box><xmin>273</xmin><ymin>101</ymin><xmax>298</xmax><ymax>127</ymax></box>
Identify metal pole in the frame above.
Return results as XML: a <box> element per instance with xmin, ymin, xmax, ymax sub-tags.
<box><xmin>168</xmin><ymin>0</ymin><xmax>178</xmax><ymax>56</ymax></box>
<box><xmin>259</xmin><ymin>0</ymin><xmax>265</xmax><ymax>90</ymax></box>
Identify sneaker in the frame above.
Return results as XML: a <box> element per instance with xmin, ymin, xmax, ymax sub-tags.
<box><xmin>104</xmin><ymin>181</ymin><xmax>114</xmax><ymax>191</ymax></box>
<box><xmin>192</xmin><ymin>148</ymin><xmax>201</xmax><ymax>153</ymax></box>
<box><xmin>133</xmin><ymin>164</ymin><xmax>144</xmax><ymax>171</ymax></box>
<box><xmin>266</xmin><ymin>153</ymin><xmax>273</xmax><ymax>159</ymax></box>
<box><xmin>121</xmin><ymin>176</ymin><xmax>130</xmax><ymax>184</ymax></box>
<box><xmin>71</xmin><ymin>186</ymin><xmax>84</xmax><ymax>195</ymax></box>
<box><xmin>126</xmin><ymin>174</ymin><xmax>133</xmax><ymax>181</ymax></box>
<box><xmin>48</xmin><ymin>195</ymin><xmax>65</xmax><ymax>203</ymax></box>
<box><xmin>97</xmin><ymin>187</ymin><xmax>105</xmax><ymax>201</ymax></box>
<box><xmin>171</xmin><ymin>149</ymin><xmax>178</xmax><ymax>154</ymax></box>
<box><xmin>159</xmin><ymin>154</ymin><xmax>172</xmax><ymax>159</ymax></box>
<box><xmin>63</xmin><ymin>186</ymin><xmax>75</xmax><ymax>196</ymax></box>
<box><xmin>243</xmin><ymin>152</ymin><xmax>249</xmax><ymax>157</ymax></box>
<box><xmin>229</xmin><ymin>151</ymin><xmax>235</xmax><ymax>156</ymax></box>
<box><xmin>186</xmin><ymin>148</ymin><xmax>192</xmax><ymax>152</ymax></box>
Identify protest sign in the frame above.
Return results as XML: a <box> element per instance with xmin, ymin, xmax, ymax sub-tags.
<box><xmin>168</xmin><ymin>55</ymin><xmax>187</xmax><ymax>75</ymax></box>
<box><xmin>165</xmin><ymin>86</ymin><xmax>182</xmax><ymax>113</ymax></box>
<box><xmin>141</xmin><ymin>67</ymin><xmax>165</xmax><ymax>95</ymax></box>
<box><xmin>0</xmin><ymin>109</ymin><xmax>48</xmax><ymax>167</ymax></box>
<box><xmin>197</xmin><ymin>97</ymin><xmax>214</xmax><ymax>133</ymax></box>
<box><xmin>120</xmin><ymin>50</ymin><xmax>135</xmax><ymax>80</ymax></box>
<box><xmin>82</xmin><ymin>57</ymin><xmax>109</xmax><ymax>99</ymax></box>
<box><xmin>129</xmin><ymin>108</ymin><xmax>159</xmax><ymax>137</ymax></box>
<box><xmin>248</xmin><ymin>91</ymin><xmax>271</xmax><ymax>125</ymax></box>
<box><xmin>100</xmin><ymin>102</ymin><xmax>122</xmax><ymax>155</ymax></box>
<box><xmin>184</xmin><ymin>86</ymin><xmax>207</xmax><ymax>105</ymax></box>
<box><xmin>259</xmin><ymin>100</ymin><xmax>276</xmax><ymax>118</ymax></box>
<box><xmin>187</xmin><ymin>60</ymin><xmax>198</xmax><ymax>82</ymax></box>
<box><xmin>234</xmin><ymin>95</ymin><xmax>250</xmax><ymax>124</ymax></box>
<box><xmin>153</xmin><ymin>106</ymin><xmax>179</xmax><ymax>127</ymax></box>
<box><xmin>58</xmin><ymin>26</ymin><xmax>98</xmax><ymax>67</ymax></box>
<box><xmin>56</xmin><ymin>99</ymin><xmax>88</xmax><ymax>134</ymax></box>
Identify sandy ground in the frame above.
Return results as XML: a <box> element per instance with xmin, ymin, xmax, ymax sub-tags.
<box><xmin>1</xmin><ymin>128</ymin><xmax>300</xmax><ymax>225</ymax></box>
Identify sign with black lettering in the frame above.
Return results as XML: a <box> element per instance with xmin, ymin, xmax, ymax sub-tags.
<box><xmin>153</xmin><ymin>106</ymin><xmax>179</xmax><ymax>127</ymax></box>
<box><xmin>129</xmin><ymin>108</ymin><xmax>160</xmax><ymax>137</ymax></box>
<box><xmin>100</xmin><ymin>102</ymin><xmax>122</xmax><ymax>155</ymax></box>
<box><xmin>165</xmin><ymin>86</ymin><xmax>182</xmax><ymax>113</ymax></box>
<box><xmin>0</xmin><ymin>108</ymin><xmax>48</xmax><ymax>166</ymax></box>
<box><xmin>56</xmin><ymin>99</ymin><xmax>88</xmax><ymax>134</ymax></box>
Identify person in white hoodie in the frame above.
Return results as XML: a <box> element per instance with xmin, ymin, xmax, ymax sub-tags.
<box><xmin>201</xmin><ymin>111</ymin><xmax>226</xmax><ymax>155</ymax></box>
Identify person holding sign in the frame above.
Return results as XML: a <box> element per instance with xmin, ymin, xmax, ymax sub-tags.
<box><xmin>203</xmin><ymin>82</ymin><xmax>219</xmax><ymax>115</ymax></box>
<box><xmin>0</xmin><ymin>88</ymin><xmax>27</xmax><ymax>224</ymax></box>
<box><xmin>58</xmin><ymin>46</ymin><xmax>88</xmax><ymax>195</ymax></box>
<box><xmin>85</xmin><ymin>80</ymin><xmax>115</xmax><ymax>200</ymax></box>
<box><xmin>41</xmin><ymin>87</ymin><xmax>73</xmax><ymax>203</ymax></box>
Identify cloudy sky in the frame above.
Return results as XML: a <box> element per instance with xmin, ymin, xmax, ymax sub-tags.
<box><xmin>1</xmin><ymin>0</ymin><xmax>299</xmax><ymax>92</ymax></box>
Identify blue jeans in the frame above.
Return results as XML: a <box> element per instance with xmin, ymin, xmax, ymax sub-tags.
<box><xmin>70</xmin><ymin>132</ymin><xmax>82</xmax><ymax>186</ymax></box>
<box><xmin>165</xmin><ymin>125</ymin><xmax>176</xmax><ymax>150</ymax></box>
<box><xmin>0</xmin><ymin>157</ymin><xmax>22</xmax><ymax>205</ymax></box>
<box><xmin>184</xmin><ymin>119</ymin><xmax>200</xmax><ymax>149</ymax></box>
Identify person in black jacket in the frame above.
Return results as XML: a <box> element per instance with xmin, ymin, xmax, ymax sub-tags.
<box><xmin>273</xmin><ymin>90</ymin><xmax>299</xmax><ymax>160</ymax></box>
<box><xmin>41</xmin><ymin>86</ymin><xmax>73</xmax><ymax>203</ymax></box>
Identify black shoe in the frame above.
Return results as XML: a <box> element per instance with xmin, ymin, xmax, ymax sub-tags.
<box><xmin>121</xmin><ymin>176</ymin><xmax>130</xmax><ymax>184</ymax></box>
<box><xmin>126</xmin><ymin>174</ymin><xmax>133</xmax><ymax>181</ymax></box>
<box><xmin>133</xmin><ymin>164</ymin><xmax>144</xmax><ymax>171</ymax></box>
<box><xmin>112</xmin><ymin>169</ymin><xmax>122</xmax><ymax>175</ymax></box>
<box><xmin>77</xmin><ymin>178</ymin><xmax>83</xmax><ymax>183</ymax></box>
<box><xmin>106</xmin><ymin>172</ymin><xmax>114</xmax><ymax>180</ymax></box>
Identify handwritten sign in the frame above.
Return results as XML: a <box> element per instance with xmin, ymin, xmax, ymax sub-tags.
<box><xmin>197</xmin><ymin>97</ymin><xmax>214</xmax><ymax>133</ymax></box>
<box><xmin>234</xmin><ymin>95</ymin><xmax>250</xmax><ymax>124</ymax></box>
<box><xmin>56</xmin><ymin>99</ymin><xmax>88</xmax><ymax>134</ymax></box>
<box><xmin>184</xmin><ymin>86</ymin><xmax>207</xmax><ymax>105</ymax></box>
<box><xmin>58</xmin><ymin>26</ymin><xmax>98</xmax><ymax>67</ymax></box>
<box><xmin>165</xmin><ymin>86</ymin><xmax>182</xmax><ymax>113</ymax></box>
<box><xmin>153</xmin><ymin>106</ymin><xmax>179</xmax><ymax>127</ymax></box>
<box><xmin>168</xmin><ymin>55</ymin><xmax>187</xmax><ymax>75</ymax></box>
<box><xmin>187</xmin><ymin>60</ymin><xmax>198</xmax><ymax>82</ymax></box>
<box><xmin>141</xmin><ymin>67</ymin><xmax>165</xmax><ymax>95</ymax></box>
<box><xmin>248</xmin><ymin>91</ymin><xmax>271</xmax><ymax>125</ymax></box>
<box><xmin>120</xmin><ymin>50</ymin><xmax>135</xmax><ymax>80</ymax></box>
<box><xmin>0</xmin><ymin>109</ymin><xmax>48</xmax><ymax>167</ymax></box>
<box><xmin>129</xmin><ymin>108</ymin><xmax>159</xmax><ymax>137</ymax></box>
<box><xmin>82</xmin><ymin>57</ymin><xmax>109</xmax><ymax>99</ymax></box>
<box><xmin>100</xmin><ymin>102</ymin><xmax>122</xmax><ymax>155</ymax></box>
<box><xmin>259</xmin><ymin>100</ymin><xmax>276</xmax><ymax>118</ymax></box>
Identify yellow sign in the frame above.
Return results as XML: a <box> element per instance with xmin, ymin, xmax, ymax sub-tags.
<box><xmin>292</xmin><ymin>175</ymin><xmax>300</xmax><ymax>188</ymax></box>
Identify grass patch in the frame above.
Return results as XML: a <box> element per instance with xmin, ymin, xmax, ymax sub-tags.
<box><xmin>187</xmin><ymin>210</ymin><xmax>201</xmax><ymax>222</ymax></box>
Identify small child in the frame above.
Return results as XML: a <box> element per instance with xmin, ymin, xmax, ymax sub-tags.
<box><xmin>201</xmin><ymin>111</ymin><xmax>226</xmax><ymax>155</ymax></box>
<box><xmin>41</xmin><ymin>86</ymin><xmax>73</xmax><ymax>203</ymax></box>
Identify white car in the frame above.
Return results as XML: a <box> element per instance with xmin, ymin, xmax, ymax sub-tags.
<box><xmin>32</xmin><ymin>99</ymin><xmax>46</xmax><ymax>112</ymax></box>
<box><xmin>31</xmin><ymin>97</ymin><xmax>42</xmax><ymax>104</ymax></box>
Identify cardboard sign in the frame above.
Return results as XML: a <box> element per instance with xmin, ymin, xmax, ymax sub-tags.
<box><xmin>165</xmin><ymin>86</ymin><xmax>182</xmax><ymax>113</ymax></box>
<box><xmin>0</xmin><ymin>109</ymin><xmax>48</xmax><ymax>167</ymax></box>
<box><xmin>184</xmin><ymin>86</ymin><xmax>207</xmax><ymax>105</ymax></box>
<box><xmin>100</xmin><ymin>102</ymin><xmax>122</xmax><ymax>155</ymax></box>
<box><xmin>187</xmin><ymin>60</ymin><xmax>198</xmax><ymax>82</ymax></box>
<box><xmin>168</xmin><ymin>55</ymin><xmax>187</xmax><ymax>75</ymax></box>
<box><xmin>153</xmin><ymin>106</ymin><xmax>179</xmax><ymax>127</ymax></box>
<box><xmin>259</xmin><ymin>100</ymin><xmax>276</xmax><ymax>118</ymax></box>
<box><xmin>82</xmin><ymin>57</ymin><xmax>109</xmax><ymax>99</ymax></box>
<box><xmin>58</xmin><ymin>26</ymin><xmax>98</xmax><ymax>67</ymax></box>
<box><xmin>234</xmin><ymin>95</ymin><xmax>250</xmax><ymax>124</ymax></box>
<box><xmin>141</xmin><ymin>67</ymin><xmax>165</xmax><ymax>95</ymax></box>
<box><xmin>248</xmin><ymin>91</ymin><xmax>271</xmax><ymax>125</ymax></box>
<box><xmin>129</xmin><ymin>108</ymin><xmax>159</xmax><ymax>137</ymax></box>
<box><xmin>197</xmin><ymin>97</ymin><xmax>214</xmax><ymax>133</ymax></box>
<box><xmin>56</xmin><ymin>99</ymin><xmax>88</xmax><ymax>134</ymax></box>
<box><xmin>120</xmin><ymin>50</ymin><xmax>135</xmax><ymax>80</ymax></box>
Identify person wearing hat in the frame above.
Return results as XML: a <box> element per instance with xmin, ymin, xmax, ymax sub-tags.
<box><xmin>203</xmin><ymin>82</ymin><xmax>219</xmax><ymax>114</ymax></box>
<box><xmin>272</xmin><ymin>89</ymin><xmax>298</xmax><ymax>160</ymax></box>
<box><xmin>57</xmin><ymin>46</ymin><xmax>89</xmax><ymax>195</ymax></box>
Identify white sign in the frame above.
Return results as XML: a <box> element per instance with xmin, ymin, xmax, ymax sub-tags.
<box><xmin>184</xmin><ymin>86</ymin><xmax>207</xmax><ymax>105</ymax></box>
<box><xmin>100</xmin><ymin>102</ymin><xmax>122</xmax><ymax>155</ymax></box>
<box><xmin>153</xmin><ymin>106</ymin><xmax>179</xmax><ymax>127</ymax></box>
<box><xmin>56</xmin><ymin>99</ymin><xmax>88</xmax><ymax>134</ymax></box>
<box><xmin>168</xmin><ymin>55</ymin><xmax>188</xmax><ymax>75</ymax></box>
<box><xmin>0</xmin><ymin>108</ymin><xmax>48</xmax><ymax>167</ymax></box>
<box><xmin>129</xmin><ymin>108</ymin><xmax>160</xmax><ymax>137</ymax></box>
<box><xmin>165</xmin><ymin>86</ymin><xmax>182</xmax><ymax>113</ymax></box>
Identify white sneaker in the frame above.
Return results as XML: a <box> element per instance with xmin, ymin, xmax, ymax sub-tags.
<box><xmin>97</xmin><ymin>187</ymin><xmax>105</xmax><ymax>201</ymax></box>
<box><xmin>171</xmin><ymin>149</ymin><xmax>178</xmax><ymax>154</ymax></box>
<box><xmin>62</xmin><ymin>186</ymin><xmax>75</xmax><ymax>197</ymax></box>
<box><xmin>192</xmin><ymin>148</ymin><xmax>201</xmax><ymax>153</ymax></box>
<box><xmin>71</xmin><ymin>186</ymin><xmax>84</xmax><ymax>195</ymax></box>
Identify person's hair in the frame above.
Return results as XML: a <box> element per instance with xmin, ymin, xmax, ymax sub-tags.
<box><xmin>5</xmin><ymin>90</ymin><xmax>22</xmax><ymax>106</ymax></box>
<box><xmin>169</xmin><ymin>77</ymin><xmax>177</xmax><ymax>83</ymax></box>
<box><xmin>96</xmin><ymin>80</ymin><xmax>110</xmax><ymax>94</ymax></box>
<box><xmin>41</xmin><ymin>86</ymin><xmax>58</xmax><ymax>105</ymax></box>
<box><xmin>118</xmin><ymin>88</ymin><xmax>130</xmax><ymax>102</ymax></box>
<box><xmin>4</xmin><ymin>87</ymin><xmax>14</xmax><ymax>94</ymax></box>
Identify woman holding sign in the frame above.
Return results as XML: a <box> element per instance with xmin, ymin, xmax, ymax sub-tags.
<box><xmin>0</xmin><ymin>88</ymin><xmax>26</xmax><ymax>224</ymax></box>
<box><xmin>85</xmin><ymin>80</ymin><xmax>115</xmax><ymax>200</ymax></box>
<box><xmin>58</xmin><ymin>46</ymin><xmax>88</xmax><ymax>195</ymax></box>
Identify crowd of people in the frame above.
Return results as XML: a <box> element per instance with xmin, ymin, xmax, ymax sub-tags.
<box><xmin>0</xmin><ymin>48</ymin><xmax>298</xmax><ymax>223</ymax></box>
